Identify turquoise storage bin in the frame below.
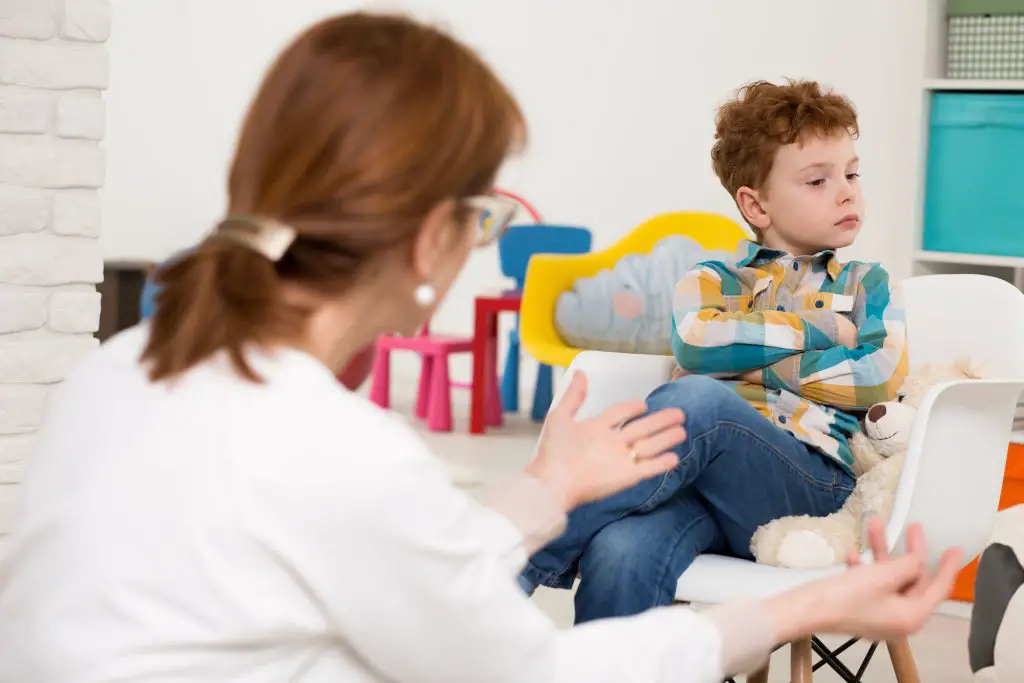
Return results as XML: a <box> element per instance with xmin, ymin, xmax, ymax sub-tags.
<box><xmin>923</xmin><ymin>93</ymin><xmax>1024</xmax><ymax>257</ymax></box>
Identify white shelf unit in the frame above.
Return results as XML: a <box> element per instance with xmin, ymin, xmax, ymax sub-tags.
<box><xmin>913</xmin><ymin>2</ymin><xmax>1024</xmax><ymax>585</ymax></box>
<box><xmin>911</xmin><ymin>2</ymin><xmax>1024</xmax><ymax>290</ymax></box>
<box><xmin>924</xmin><ymin>77</ymin><xmax>1024</xmax><ymax>92</ymax></box>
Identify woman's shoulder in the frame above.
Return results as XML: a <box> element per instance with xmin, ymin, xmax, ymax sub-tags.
<box><xmin>59</xmin><ymin>327</ymin><xmax>438</xmax><ymax>473</ymax></box>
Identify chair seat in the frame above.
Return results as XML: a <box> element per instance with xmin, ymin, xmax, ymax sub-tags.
<box><xmin>377</xmin><ymin>335</ymin><xmax>473</xmax><ymax>353</ymax></box>
<box><xmin>675</xmin><ymin>554</ymin><xmax>844</xmax><ymax>604</ymax></box>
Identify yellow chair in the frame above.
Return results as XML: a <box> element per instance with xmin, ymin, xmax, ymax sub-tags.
<box><xmin>519</xmin><ymin>211</ymin><xmax>749</xmax><ymax>369</ymax></box>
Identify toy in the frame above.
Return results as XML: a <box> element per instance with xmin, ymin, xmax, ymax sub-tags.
<box><xmin>751</xmin><ymin>358</ymin><xmax>984</xmax><ymax>569</ymax></box>
<box><xmin>554</xmin><ymin>234</ymin><xmax>732</xmax><ymax>355</ymax></box>
<box><xmin>519</xmin><ymin>212</ymin><xmax>748</xmax><ymax>368</ymax></box>
<box><xmin>970</xmin><ymin>504</ymin><xmax>1024</xmax><ymax>682</ymax></box>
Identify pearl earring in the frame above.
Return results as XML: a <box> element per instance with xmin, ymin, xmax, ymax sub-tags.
<box><xmin>413</xmin><ymin>283</ymin><xmax>437</xmax><ymax>308</ymax></box>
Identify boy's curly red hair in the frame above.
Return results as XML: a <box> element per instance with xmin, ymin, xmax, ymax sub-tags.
<box><xmin>711</xmin><ymin>79</ymin><xmax>859</xmax><ymax>202</ymax></box>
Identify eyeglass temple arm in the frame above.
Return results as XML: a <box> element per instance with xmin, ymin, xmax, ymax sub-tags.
<box><xmin>494</xmin><ymin>188</ymin><xmax>542</xmax><ymax>223</ymax></box>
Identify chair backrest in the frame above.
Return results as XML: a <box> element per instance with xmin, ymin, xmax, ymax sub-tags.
<box><xmin>902</xmin><ymin>273</ymin><xmax>1024</xmax><ymax>376</ymax></box>
<box><xmin>498</xmin><ymin>225</ymin><xmax>592</xmax><ymax>290</ymax></box>
<box><xmin>886</xmin><ymin>274</ymin><xmax>1024</xmax><ymax>567</ymax></box>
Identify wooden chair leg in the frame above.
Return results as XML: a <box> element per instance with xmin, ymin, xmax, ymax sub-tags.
<box><xmin>747</xmin><ymin>662</ymin><xmax>770</xmax><ymax>683</ymax></box>
<box><xmin>790</xmin><ymin>638</ymin><xmax>813</xmax><ymax>683</ymax></box>
<box><xmin>886</xmin><ymin>638</ymin><xmax>921</xmax><ymax>683</ymax></box>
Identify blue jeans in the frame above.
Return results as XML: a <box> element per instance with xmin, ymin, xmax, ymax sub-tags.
<box><xmin>520</xmin><ymin>374</ymin><xmax>856</xmax><ymax>624</ymax></box>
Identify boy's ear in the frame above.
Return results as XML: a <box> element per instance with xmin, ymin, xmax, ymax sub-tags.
<box><xmin>735</xmin><ymin>186</ymin><xmax>771</xmax><ymax>231</ymax></box>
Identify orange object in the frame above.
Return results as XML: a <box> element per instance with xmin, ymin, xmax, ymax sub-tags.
<box><xmin>951</xmin><ymin>441</ymin><xmax>1024</xmax><ymax>602</ymax></box>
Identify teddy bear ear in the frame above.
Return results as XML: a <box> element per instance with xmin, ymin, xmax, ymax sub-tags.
<box><xmin>955</xmin><ymin>356</ymin><xmax>987</xmax><ymax>379</ymax></box>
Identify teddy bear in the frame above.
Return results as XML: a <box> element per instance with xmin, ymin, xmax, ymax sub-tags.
<box><xmin>969</xmin><ymin>503</ymin><xmax>1024</xmax><ymax>682</ymax></box>
<box><xmin>751</xmin><ymin>358</ymin><xmax>984</xmax><ymax>569</ymax></box>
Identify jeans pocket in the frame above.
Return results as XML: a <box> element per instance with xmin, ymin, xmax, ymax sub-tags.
<box><xmin>832</xmin><ymin>469</ymin><xmax>857</xmax><ymax>508</ymax></box>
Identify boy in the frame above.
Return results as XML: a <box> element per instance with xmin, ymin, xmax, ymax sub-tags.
<box><xmin>519</xmin><ymin>79</ymin><xmax>908</xmax><ymax>624</ymax></box>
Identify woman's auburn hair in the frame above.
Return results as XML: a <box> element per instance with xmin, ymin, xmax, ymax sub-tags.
<box><xmin>141</xmin><ymin>12</ymin><xmax>525</xmax><ymax>383</ymax></box>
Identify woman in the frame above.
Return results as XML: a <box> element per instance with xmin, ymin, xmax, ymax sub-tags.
<box><xmin>0</xmin><ymin>12</ymin><xmax>961</xmax><ymax>683</ymax></box>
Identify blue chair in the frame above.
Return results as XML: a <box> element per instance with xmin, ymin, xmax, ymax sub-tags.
<box><xmin>140</xmin><ymin>276</ymin><xmax>160</xmax><ymax>320</ymax></box>
<box><xmin>139</xmin><ymin>249</ymin><xmax>192</xmax><ymax>320</ymax></box>
<box><xmin>498</xmin><ymin>225</ymin><xmax>592</xmax><ymax>421</ymax></box>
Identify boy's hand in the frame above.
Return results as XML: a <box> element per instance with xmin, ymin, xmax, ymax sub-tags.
<box><xmin>738</xmin><ymin>369</ymin><xmax>763</xmax><ymax>385</ymax></box>
<box><xmin>836</xmin><ymin>315</ymin><xmax>858</xmax><ymax>349</ymax></box>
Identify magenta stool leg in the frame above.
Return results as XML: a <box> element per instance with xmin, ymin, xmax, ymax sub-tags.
<box><xmin>415</xmin><ymin>355</ymin><xmax>434</xmax><ymax>420</ymax></box>
<box><xmin>486</xmin><ymin>367</ymin><xmax>503</xmax><ymax>427</ymax></box>
<box><xmin>426</xmin><ymin>352</ymin><xmax>453</xmax><ymax>432</ymax></box>
<box><xmin>368</xmin><ymin>344</ymin><xmax>391</xmax><ymax>409</ymax></box>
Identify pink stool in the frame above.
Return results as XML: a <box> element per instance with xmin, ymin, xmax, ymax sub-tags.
<box><xmin>369</xmin><ymin>326</ymin><xmax>503</xmax><ymax>432</ymax></box>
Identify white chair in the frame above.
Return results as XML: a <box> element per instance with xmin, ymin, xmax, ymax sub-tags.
<box><xmin>556</xmin><ymin>274</ymin><xmax>1024</xmax><ymax>683</ymax></box>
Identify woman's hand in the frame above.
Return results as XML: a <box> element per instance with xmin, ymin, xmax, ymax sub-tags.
<box><xmin>524</xmin><ymin>372</ymin><xmax>685</xmax><ymax>511</ymax></box>
<box><xmin>765</xmin><ymin>519</ymin><xmax>962</xmax><ymax>644</ymax></box>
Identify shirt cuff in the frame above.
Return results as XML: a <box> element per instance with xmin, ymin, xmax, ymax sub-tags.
<box><xmin>703</xmin><ymin>601</ymin><xmax>776</xmax><ymax>677</ymax></box>
<box><xmin>482</xmin><ymin>474</ymin><xmax>568</xmax><ymax>557</ymax></box>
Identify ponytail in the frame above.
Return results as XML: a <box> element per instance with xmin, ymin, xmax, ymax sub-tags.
<box><xmin>140</xmin><ymin>12</ymin><xmax>525</xmax><ymax>383</ymax></box>
<box><xmin>140</xmin><ymin>240</ymin><xmax>309</xmax><ymax>383</ymax></box>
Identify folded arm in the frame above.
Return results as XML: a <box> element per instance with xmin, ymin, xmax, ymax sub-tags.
<box><xmin>671</xmin><ymin>264</ymin><xmax>843</xmax><ymax>377</ymax></box>
<box><xmin>761</xmin><ymin>265</ymin><xmax>908</xmax><ymax>409</ymax></box>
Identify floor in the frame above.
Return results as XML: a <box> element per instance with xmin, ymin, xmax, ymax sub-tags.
<box><xmin>380</xmin><ymin>380</ymin><xmax>979</xmax><ymax>683</ymax></box>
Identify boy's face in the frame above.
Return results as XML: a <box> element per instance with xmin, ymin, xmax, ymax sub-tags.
<box><xmin>738</xmin><ymin>132</ymin><xmax>863</xmax><ymax>256</ymax></box>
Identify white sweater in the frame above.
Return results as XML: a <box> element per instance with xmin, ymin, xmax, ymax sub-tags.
<box><xmin>0</xmin><ymin>326</ymin><xmax>773</xmax><ymax>682</ymax></box>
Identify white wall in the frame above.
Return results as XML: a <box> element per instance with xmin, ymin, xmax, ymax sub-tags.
<box><xmin>102</xmin><ymin>0</ymin><xmax>929</xmax><ymax>385</ymax></box>
<box><xmin>0</xmin><ymin>0</ymin><xmax>110</xmax><ymax>533</ymax></box>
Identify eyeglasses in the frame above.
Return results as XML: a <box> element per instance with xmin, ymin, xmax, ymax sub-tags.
<box><xmin>464</xmin><ymin>194</ymin><xmax>520</xmax><ymax>247</ymax></box>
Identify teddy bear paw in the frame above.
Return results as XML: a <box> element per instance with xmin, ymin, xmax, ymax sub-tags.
<box><xmin>776</xmin><ymin>530</ymin><xmax>838</xmax><ymax>569</ymax></box>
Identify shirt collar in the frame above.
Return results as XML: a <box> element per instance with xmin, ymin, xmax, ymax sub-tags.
<box><xmin>733</xmin><ymin>239</ymin><xmax>842</xmax><ymax>279</ymax></box>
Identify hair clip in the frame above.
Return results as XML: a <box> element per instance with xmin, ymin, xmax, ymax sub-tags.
<box><xmin>215</xmin><ymin>214</ymin><xmax>297</xmax><ymax>262</ymax></box>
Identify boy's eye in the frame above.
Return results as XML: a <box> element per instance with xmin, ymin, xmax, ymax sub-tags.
<box><xmin>807</xmin><ymin>178</ymin><xmax>826</xmax><ymax>187</ymax></box>
<box><xmin>847</xmin><ymin>172</ymin><xmax>861</xmax><ymax>181</ymax></box>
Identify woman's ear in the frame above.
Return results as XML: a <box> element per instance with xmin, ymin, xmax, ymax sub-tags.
<box><xmin>412</xmin><ymin>199</ymin><xmax>457</xmax><ymax>280</ymax></box>
<box><xmin>735</xmin><ymin>186</ymin><xmax>771</xmax><ymax>231</ymax></box>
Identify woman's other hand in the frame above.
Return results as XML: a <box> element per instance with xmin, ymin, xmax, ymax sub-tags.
<box><xmin>766</xmin><ymin>519</ymin><xmax>962</xmax><ymax>644</ymax></box>
<box><xmin>524</xmin><ymin>372</ymin><xmax>685</xmax><ymax>511</ymax></box>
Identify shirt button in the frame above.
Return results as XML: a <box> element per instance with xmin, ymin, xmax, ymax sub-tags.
<box><xmin>776</xmin><ymin>305</ymin><xmax>785</xmax><ymax>311</ymax></box>
<box><xmin>779</xmin><ymin>415</ymin><xmax>788</xmax><ymax>424</ymax></box>
<box><xmin>815</xmin><ymin>300</ymin><xmax>824</xmax><ymax>308</ymax></box>
<box><xmin>792</xmin><ymin>262</ymin><xmax>800</xmax><ymax>271</ymax></box>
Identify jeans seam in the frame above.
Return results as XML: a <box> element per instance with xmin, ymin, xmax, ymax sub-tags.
<box><xmin>680</xmin><ymin>420</ymin><xmax>842</xmax><ymax>493</ymax></box>
<box><xmin>652</xmin><ymin>504</ymin><xmax>715</xmax><ymax>600</ymax></box>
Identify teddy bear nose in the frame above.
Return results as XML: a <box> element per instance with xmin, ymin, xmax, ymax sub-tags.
<box><xmin>867</xmin><ymin>404</ymin><xmax>887</xmax><ymax>423</ymax></box>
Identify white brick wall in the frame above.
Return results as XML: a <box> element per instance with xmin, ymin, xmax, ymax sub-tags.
<box><xmin>0</xmin><ymin>0</ymin><xmax>109</xmax><ymax>537</ymax></box>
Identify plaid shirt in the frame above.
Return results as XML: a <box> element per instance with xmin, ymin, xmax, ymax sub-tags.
<box><xmin>670</xmin><ymin>240</ymin><xmax>908</xmax><ymax>471</ymax></box>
